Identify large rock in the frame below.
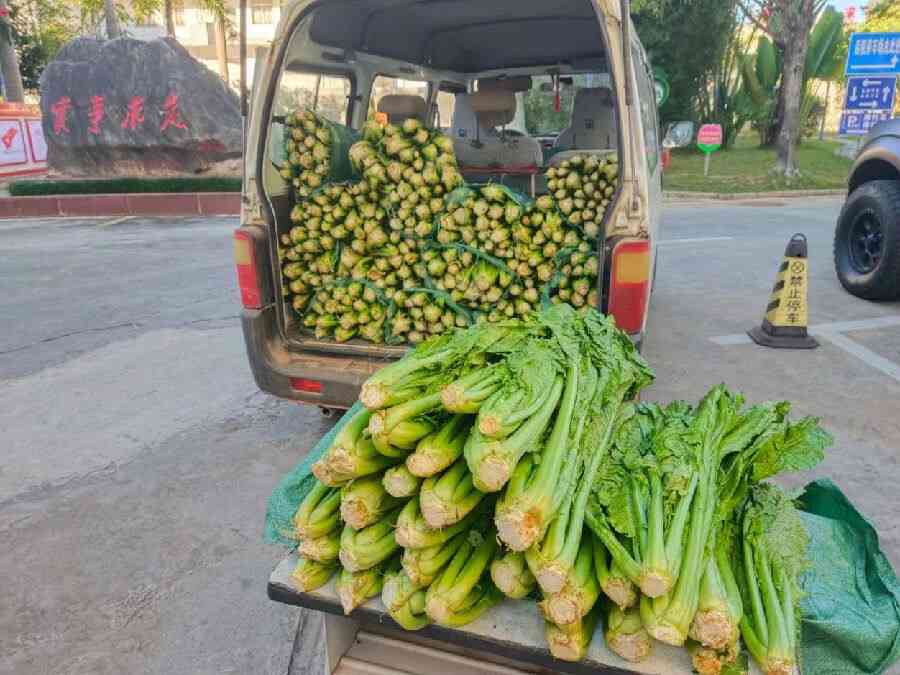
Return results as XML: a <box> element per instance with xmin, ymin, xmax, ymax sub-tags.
<box><xmin>40</xmin><ymin>37</ymin><xmax>242</xmax><ymax>176</ymax></box>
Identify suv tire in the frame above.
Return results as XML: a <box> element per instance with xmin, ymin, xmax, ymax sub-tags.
<box><xmin>833</xmin><ymin>179</ymin><xmax>900</xmax><ymax>300</ymax></box>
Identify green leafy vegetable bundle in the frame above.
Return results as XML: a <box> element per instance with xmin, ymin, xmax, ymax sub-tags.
<box><xmin>282</xmin><ymin>305</ymin><xmax>832</xmax><ymax>671</ymax></box>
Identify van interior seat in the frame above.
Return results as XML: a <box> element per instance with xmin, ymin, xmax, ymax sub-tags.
<box><xmin>554</xmin><ymin>86</ymin><xmax>617</xmax><ymax>152</ymax></box>
<box><xmin>377</xmin><ymin>94</ymin><xmax>427</xmax><ymax>123</ymax></box>
<box><xmin>451</xmin><ymin>89</ymin><xmax>542</xmax><ymax>169</ymax></box>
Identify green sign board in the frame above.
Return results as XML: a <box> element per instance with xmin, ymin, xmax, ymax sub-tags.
<box><xmin>653</xmin><ymin>68</ymin><xmax>670</xmax><ymax>107</ymax></box>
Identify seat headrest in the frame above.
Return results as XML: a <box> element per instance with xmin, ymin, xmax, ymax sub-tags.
<box><xmin>573</xmin><ymin>87</ymin><xmax>615</xmax><ymax>110</ymax></box>
<box><xmin>377</xmin><ymin>95</ymin><xmax>427</xmax><ymax>123</ymax></box>
<box><xmin>469</xmin><ymin>89</ymin><xmax>516</xmax><ymax>128</ymax></box>
<box><xmin>478</xmin><ymin>76</ymin><xmax>533</xmax><ymax>93</ymax></box>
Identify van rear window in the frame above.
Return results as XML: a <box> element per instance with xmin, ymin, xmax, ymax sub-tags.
<box><xmin>370</xmin><ymin>76</ymin><xmax>430</xmax><ymax>120</ymax></box>
<box><xmin>273</xmin><ymin>70</ymin><xmax>352</xmax><ymax>124</ymax></box>
<box><xmin>524</xmin><ymin>74</ymin><xmax>609</xmax><ymax>137</ymax></box>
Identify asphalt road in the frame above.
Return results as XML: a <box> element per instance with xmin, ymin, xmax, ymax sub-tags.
<box><xmin>1</xmin><ymin>202</ymin><xmax>899</xmax><ymax>675</ymax></box>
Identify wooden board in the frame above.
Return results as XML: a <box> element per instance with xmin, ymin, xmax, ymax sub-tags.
<box><xmin>268</xmin><ymin>554</ymin><xmax>705</xmax><ymax>675</ymax></box>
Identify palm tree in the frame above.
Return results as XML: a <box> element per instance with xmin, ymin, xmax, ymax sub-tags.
<box><xmin>0</xmin><ymin>0</ymin><xmax>25</xmax><ymax>102</ymax></box>
<box><xmin>164</xmin><ymin>0</ymin><xmax>175</xmax><ymax>36</ymax></box>
<box><xmin>199</xmin><ymin>0</ymin><xmax>229</xmax><ymax>84</ymax></box>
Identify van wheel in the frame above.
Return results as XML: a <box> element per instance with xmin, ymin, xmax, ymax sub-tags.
<box><xmin>834</xmin><ymin>180</ymin><xmax>900</xmax><ymax>300</ymax></box>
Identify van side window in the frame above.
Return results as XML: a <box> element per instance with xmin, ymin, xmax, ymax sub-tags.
<box><xmin>631</xmin><ymin>45</ymin><xmax>659</xmax><ymax>174</ymax></box>
<box><xmin>273</xmin><ymin>70</ymin><xmax>352</xmax><ymax>124</ymax></box>
<box><xmin>370</xmin><ymin>76</ymin><xmax>430</xmax><ymax>119</ymax></box>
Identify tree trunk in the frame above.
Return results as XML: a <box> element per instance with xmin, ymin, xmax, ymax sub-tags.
<box><xmin>774</xmin><ymin>32</ymin><xmax>808</xmax><ymax>178</ymax></box>
<box><xmin>164</xmin><ymin>0</ymin><xmax>176</xmax><ymax>37</ymax></box>
<box><xmin>214</xmin><ymin>12</ymin><xmax>229</xmax><ymax>85</ymax></box>
<box><xmin>818</xmin><ymin>80</ymin><xmax>831</xmax><ymax>141</ymax></box>
<box><xmin>104</xmin><ymin>0</ymin><xmax>121</xmax><ymax>39</ymax></box>
<box><xmin>0</xmin><ymin>0</ymin><xmax>24</xmax><ymax>102</ymax></box>
<box><xmin>762</xmin><ymin>85</ymin><xmax>785</xmax><ymax>147</ymax></box>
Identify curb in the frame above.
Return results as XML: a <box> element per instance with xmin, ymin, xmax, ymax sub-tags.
<box><xmin>0</xmin><ymin>192</ymin><xmax>241</xmax><ymax>218</ymax></box>
<box><xmin>664</xmin><ymin>189</ymin><xmax>846</xmax><ymax>201</ymax></box>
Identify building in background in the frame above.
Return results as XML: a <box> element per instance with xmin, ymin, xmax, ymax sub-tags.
<box><xmin>117</xmin><ymin>0</ymin><xmax>283</xmax><ymax>91</ymax></box>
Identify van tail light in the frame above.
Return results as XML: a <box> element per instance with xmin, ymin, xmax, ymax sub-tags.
<box><xmin>608</xmin><ymin>239</ymin><xmax>651</xmax><ymax>334</ymax></box>
<box><xmin>234</xmin><ymin>230</ymin><xmax>262</xmax><ymax>309</ymax></box>
<box><xmin>291</xmin><ymin>378</ymin><xmax>323</xmax><ymax>394</ymax></box>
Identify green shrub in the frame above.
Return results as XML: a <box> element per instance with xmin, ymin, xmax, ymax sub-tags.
<box><xmin>9</xmin><ymin>176</ymin><xmax>241</xmax><ymax>196</ymax></box>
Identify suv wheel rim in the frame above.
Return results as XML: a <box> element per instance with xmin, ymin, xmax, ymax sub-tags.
<box><xmin>848</xmin><ymin>209</ymin><xmax>884</xmax><ymax>274</ymax></box>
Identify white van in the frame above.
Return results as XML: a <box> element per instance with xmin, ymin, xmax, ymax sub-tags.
<box><xmin>235</xmin><ymin>0</ymin><xmax>665</xmax><ymax>410</ymax></box>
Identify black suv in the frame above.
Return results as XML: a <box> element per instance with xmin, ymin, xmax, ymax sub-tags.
<box><xmin>835</xmin><ymin>117</ymin><xmax>900</xmax><ymax>300</ymax></box>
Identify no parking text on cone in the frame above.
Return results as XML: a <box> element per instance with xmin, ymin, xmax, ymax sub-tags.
<box><xmin>748</xmin><ymin>233</ymin><xmax>818</xmax><ymax>350</ymax></box>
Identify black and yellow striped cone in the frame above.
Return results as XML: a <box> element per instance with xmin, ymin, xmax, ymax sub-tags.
<box><xmin>748</xmin><ymin>233</ymin><xmax>818</xmax><ymax>350</ymax></box>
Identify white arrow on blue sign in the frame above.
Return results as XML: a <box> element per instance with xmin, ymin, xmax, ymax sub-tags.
<box><xmin>846</xmin><ymin>32</ymin><xmax>900</xmax><ymax>76</ymax></box>
<box><xmin>845</xmin><ymin>76</ymin><xmax>896</xmax><ymax>111</ymax></box>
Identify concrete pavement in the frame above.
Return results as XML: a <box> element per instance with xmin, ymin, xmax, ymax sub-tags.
<box><xmin>1</xmin><ymin>202</ymin><xmax>898</xmax><ymax>674</ymax></box>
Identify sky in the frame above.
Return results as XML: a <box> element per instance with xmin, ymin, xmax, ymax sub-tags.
<box><xmin>832</xmin><ymin>0</ymin><xmax>866</xmax><ymax>19</ymax></box>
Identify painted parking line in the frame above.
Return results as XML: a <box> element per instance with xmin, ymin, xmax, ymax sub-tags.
<box><xmin>710</xmin><ymin>315</ymin><xmax>900</xmax><ymax>345</ymax></box>
<box><xmin>816</xmin><ymin>331</ymin><xmax>900</xmax><ymax>384</ymax></box>
<box><xmin>97</xmin><ymin>216</ymin><xmax>134</xmax><ymax>228</ymax></box>
<box><xmin>710</xmin><ymin>315</ymin><xmax>900</xmax><ymax>383</ymax></box>
<box><xmin>659</xmin><ymin>236</ymin><xmax>735</xmax><ymax>245</ymax></box>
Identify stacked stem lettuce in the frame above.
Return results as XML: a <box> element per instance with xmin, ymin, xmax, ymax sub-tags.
<box><xmin>279</xmin><ymin>108</ymin><xmax>609</xmax><ymax>345</ymax></box>
<box><xmin>286</xmin><ymin>305</ymin><xmax>831</xmax><ymax>673</ymax></box>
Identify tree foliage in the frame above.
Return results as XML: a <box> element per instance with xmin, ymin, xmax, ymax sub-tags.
<box><xmin>861</xmin><ymin>0</ymin><xmax>900</xmax><ymax>33</ymax></box>
<box><xmin>8</xmin><ymin>0</ymin><xmax>75</xmax><ymax>91</ymax></box>
<box><xmin>632</xmin><ymin>0</ymin><xmax>739</xmax><ymax>124</ymax></box>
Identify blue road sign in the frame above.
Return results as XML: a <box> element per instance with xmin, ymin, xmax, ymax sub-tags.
<box><xmin>845</xmin><ymin>76</ymin><xmax>897</xmax><ymax>111</ymax></box>
<box><xmin>839</xmin><ymin>109</ymin><xmax>893</xmax><ymax>136</ymax></box>
<box><xmin>846</xmin><ymin>33</ymin><xmax>900</xmax><ymax>76</ymax></box>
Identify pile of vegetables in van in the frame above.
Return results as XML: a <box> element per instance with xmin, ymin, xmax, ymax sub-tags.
<box><xmin>278</xmin><ymin>110</ymin><xmax>617</xmax><ymax>345</ymax></box>
<box><xmin>285</xmin><ymin>304</ymin><xmax>832</xmax><ymax>674</ymax></box>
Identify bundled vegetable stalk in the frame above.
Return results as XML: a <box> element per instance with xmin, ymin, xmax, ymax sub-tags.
<box><xmin>387</xmin><ymin>287</ymin><xmax>471</xmax><ymax>344</ymax></box>
<box><xmin>736</xmin><ymin>484</ymin><xmax>809</xmax><ymax>675</ymax></box>
<box><xmin>311</xmin><ymin>407</ymin><xmax>399</xmax><ymax>486</ymax></box>
<box><xmin>490</xmin><ymin>550</ymin><xmax>537</xmax><ymax>600</ymax></box>
<box><xmin>606</xmin><ymin>604</ymin><xmax>653</xmax><ymax>663</ymax></box>
<box><xmin>545</xmin><ymin>153</ymin><xmax>618</xmax><ymax>240</ymax></box>
<box><xmin>340</xmin><ymin>473</ymin><xmax>405</xmax><ymax>530</ymax></box>
<box><xmin>282</xmin><ymin>110</ymin><xmax>355</xmax><ymax>199</ymax></box>
<box><xmin>424</xmin><ymin>529</ymin><xmax>503</xmax><ymax>627</ymax></box>
<box><xmin>301</xmin><ymin>281</ymin><xmax>390</xmax><ymax>344</ymax></box>
<box><xmin>339</xmin><ymin>504</ymin><xmax>403</xmax><ymax>572</ymax></box>
<box><xmin>636</xmin><ymin>392</ymin><xmax>827</xmax><ymax>649</ymax></box>
<box><xmin>406</xmin><ymin>414</ymin><xmax>471</xmax><ymax>478</ymax></box>
<box><xmin>382</xmin><ymin>568</ymin><xmax>431</xmax><ymax>631</ymax></box>
<box><xmin>291</xmin><ymin>555</ymin><xmax>339</xmax><ymax>592</ymax></box>
<box><xmin>545</xmin><ymin>606</ymin><xmax>602</xmax><ymax>662</ymax></box>
<box><xmin>395</xmin><ymin>496</ymin><xmax>488</xmax><ymax>549</ymax></box>
<box><xmin>336</xmin><ymin>557</ymin><xmax>396</xmax><ymax>614</ymax></box>
<box><xmin>279</xmin><ymin>306</ymin><xmax>833</xmax><ymax>667</ymax></box>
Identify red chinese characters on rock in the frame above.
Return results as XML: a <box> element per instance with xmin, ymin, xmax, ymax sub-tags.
<box><xmin>160</xmin><ymin>92</ymin><xmax>188</xmax><ymax>132</ymax></box>
<box><xmin>121</xmin><ymin>96</ymin><xmax>145</xmax><ymax>131</ymax></box>
<box><xmin>51</xmin><ymin>96</ymin><xmax>73</xmax><ymax>135</ymax></box>
<box><xmin>2</xmin><ymin>126</ymin><xmax>18</xmax><ymax>150</ymax></box>
<box><xmin>88</xmin><ymin>95</ymin><xmax>106</xmax><ymax>135</ymax></box>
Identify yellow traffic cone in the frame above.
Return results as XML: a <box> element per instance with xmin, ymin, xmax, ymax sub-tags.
<box><xmin>748</xmin><ymin>233</ymin><xmax>818</xmax><ymax>349</ymax></box>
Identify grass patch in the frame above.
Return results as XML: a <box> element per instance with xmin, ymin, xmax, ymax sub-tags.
<box><xmin>664</xmin><ymin>135</ymin><xmax>851</xmax><ymax>194</ymax></box>
<box><xmin>9</xmin><ymin>176</ymin><xmax>241</xmax><ymax>197</ymax></box>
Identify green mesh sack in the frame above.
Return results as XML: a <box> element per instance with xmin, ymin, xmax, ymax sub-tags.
<box><xmin>284</xmin><ymin>110</ymin><xmax>360</xmax><ymax>199</ymax></box>
<box><xmin>319</xmin><ymin>116</ymin><xmax>359</xmax><ymax>184</ymax></box>
<box><xmin>264</xmin><ymin>402</ymin><xmax>365</xmax><ymax>547</ymax></box>
<box><xmin>798</xmin><ymin>479</ymin><xmax>900</xmax><ymax>675</ymax></box>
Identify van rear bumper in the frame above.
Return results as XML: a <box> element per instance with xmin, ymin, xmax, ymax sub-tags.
<box><xmin>243</xmin><ymin>306</ymin><xmax>644</xmax><ymax>409</ymax></box>
<box><xmin>241</xmin><ymin>306</ymin><xmax>390</xmax><ymax>409</ymax></box>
